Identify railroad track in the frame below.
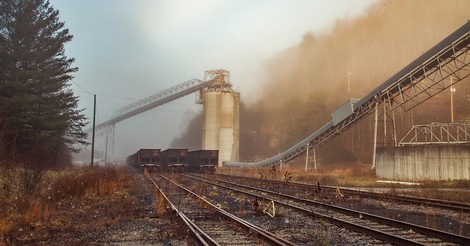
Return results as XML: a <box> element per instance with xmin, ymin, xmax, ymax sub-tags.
<box><xmin>210</xmin><ymin>174</ymin><xmax>470</xmax><ymax>236</ymax></box>
<box><xmin>214</xmin><ymin>174</ymin><xmax>470</xmax><ymax>213</ymax></box>
<box><xmin>145</xmin><ymin>173</ymin><xmax>296</xmax><ymax>245</ymax></box>
<box><xmin>188</xmin><ymin>174</ymin><xmax>470</xmax><ymax>245</ymax></box>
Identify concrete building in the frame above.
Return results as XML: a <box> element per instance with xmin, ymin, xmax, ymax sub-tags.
<box><xmin>376</xmin><ymin>145</ymin><xmax>470</xmax><ymax>181</ymax></box>
<box><xmin>201</xmin><ymin>70</ymin><xmax>240</xmax><ymax>166</ymax></box>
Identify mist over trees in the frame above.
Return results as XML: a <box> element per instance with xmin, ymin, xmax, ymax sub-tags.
<box><xmin>172</xmin><ymin>0</ymin><xmax>470</xmax><ymax>168</ymax></box>
<box><xmin>170</xmin><ymin>110</ymin><xmax>203</xmax><ymax>150</ymax></box>
<box><xmin>253</xmin><ymin>0</ymin><xmax>470</xmax><ymax>167</ymax></box>
<box><xmin>0</xmin><ymin>0</ymin><xmax>87</xmax><ymax>168</ymax></box>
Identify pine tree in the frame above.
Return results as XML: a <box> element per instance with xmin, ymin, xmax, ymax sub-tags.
<box><xmin>0</xmin><ymin>0</ymin><xmax>87</xmax><ymax>167</ymax></box>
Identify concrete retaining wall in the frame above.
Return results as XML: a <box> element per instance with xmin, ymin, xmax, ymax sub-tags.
<box><xmin>376</xmin><ymin>145</ymin><xmax>470</xmax><ymax>181</ymax></box>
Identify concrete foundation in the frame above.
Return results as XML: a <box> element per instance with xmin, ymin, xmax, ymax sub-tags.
<box><xmin>376</xmin><ymin>145</ymin><xmax>470</xmax><ymax>181</ymax></box>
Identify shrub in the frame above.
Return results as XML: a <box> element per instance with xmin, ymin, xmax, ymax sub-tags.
<box><xmin>0</xmin><ymin>165</ymin><xmax>127</xmax><ymax>241</ymax></box>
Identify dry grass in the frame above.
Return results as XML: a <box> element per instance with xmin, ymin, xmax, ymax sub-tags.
<box><xmin>218</xmin><ymin>165</ymin><xmax>377</xmax><ymax>187</ymax></box>
<box><xmin>0</xmin><ymin>165</ymin><xmax>127</xmax><ymax>240</ymax></box>
<box><xmin>217</xmin><ymin>165</ymin><xmax>470</xmax><ymax>203</ymax></box>
<box><xmin>401</xmin><ymin>186</ymin><xmax>470</xmax><ymax>204</ymax></box>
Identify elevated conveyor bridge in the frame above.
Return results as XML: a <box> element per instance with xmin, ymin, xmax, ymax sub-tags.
<box><xmin>224</xmin><ymin>21</ymin><xmax>470</xmax><ymax>167</ymax></box>
<box><xmin>89</xmin><ymin>69</ymin><xmax>235</xmax><ymax>135</ymax></box>
<box><xmin>89</xmin><ymin>78</ymin><xmax>209</xmax><ymax>135</ymax></box>
<box><xmin>86</xmin><ymin>69</ymin><xmax>236</xmax><ymax>163</ymax></box>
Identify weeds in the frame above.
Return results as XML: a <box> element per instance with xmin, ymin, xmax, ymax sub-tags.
<box><xmin>283</xmin><ymin>171</ymin><xmax>293</xmax><ymax>182</ymax></box>
<box><xmin>269</xmin><ymin>165</ymin><xmax>280</xmax><ymax>179</ymax></box>
<box><xmin>218</xmin><ymin>166</ymin><xmax>470</xmax><ymax>203</ymax></box>
<box><xmin>20</xmin><ymin>165</ymin><xmax>46</xmax><ymax>194</ymax></box>
<box><xmin>0</xmin><ymin>165</ymin><xmax>127</xmax><ymax>240</ymax></box>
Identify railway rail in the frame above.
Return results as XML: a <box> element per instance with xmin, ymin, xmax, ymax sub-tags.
<box><xmin>145</xmin><ymin>172</ymin><xmax>296</xmax><ymax>245</ymax></box>
<box><xmin>188</xmin><ymin>174</ymin><xmax>470</xmax><ymax>245</ymax></box>
<box><xmin>215</xmin><ymin>174</ymin><xmax>470</xmax><ymax>213</ymax></box>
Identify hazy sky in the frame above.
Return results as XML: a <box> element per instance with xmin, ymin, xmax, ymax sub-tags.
<box><xmin>48</xmin><ymin>0</ymin><xmax>377</xmax><ymax>160</ymax></box>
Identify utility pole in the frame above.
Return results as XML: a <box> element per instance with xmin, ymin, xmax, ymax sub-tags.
<box><xmin>450</xmin><ymin>76</ymin><xmax>456</xmax><ymax>123</ymax></box>
<box><xmin>104</xmin><ymin>135</ymin><xmax>108</xmax><ymax>164</ymax></box>
<box><xmin>91</xmin><ymin>94</ymin><xmax>96</xmax><ymax>167</ymax></box>
<box><xmin>450</xmin><ymin>87</ymin><xmax>456</xmax><ymax>123</ymax></box>
<box><xmin>372</xmin><ymin>99</ymin><xmax>379</xmax><ymax>169</ymax></box>
<box><xmin>450</xmin><ymin>77</ymin><xmax>456</xmax><ymax>123</ymax></box>
<box><xmin>313</xmin><ymin>147</ymin><xmax>317</xmax><ymax>171</ymax></box>
<box><xmin>305</xmin><ymin>143</ymin><xmax>309</xmax><ymax>172</ymax></box>
<box><xmin>347</xmin><ymin>65</ymin><xmax>352</xmax><ymax>96</ymax></box>
<box><xmin>348</xmin><ymin>67</ymin><xmax>354</xmax><ymax>154</ymax></box>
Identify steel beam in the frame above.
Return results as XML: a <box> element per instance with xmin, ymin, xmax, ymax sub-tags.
<box><xmin>399</xmin><ymin>123</ymin><xmax>470</xmax><ymax>145</ymax></box>
<box><xmin>87</xmin><ymin>78</ymin><xmax>214</xmax><ymax>135</ymax></box>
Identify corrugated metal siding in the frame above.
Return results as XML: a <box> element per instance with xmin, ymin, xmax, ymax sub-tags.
<box><xmin>331</xmin><ymin>98</ymin><xmax>359</xmax><ymax>126</ymax></box>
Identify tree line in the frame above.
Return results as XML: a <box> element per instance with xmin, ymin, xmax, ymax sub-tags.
<box><xmin>0</xmin><ymin>0</ymin><xmax>87</xmax><ymax>168</ymax></box>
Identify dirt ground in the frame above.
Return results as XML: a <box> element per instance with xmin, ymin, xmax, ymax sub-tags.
<box><xmin>3</xmin><ymin>168</ymin><xmax>187</xmax><ymax>245</ymax></box>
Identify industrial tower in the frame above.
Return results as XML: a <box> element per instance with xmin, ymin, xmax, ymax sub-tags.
<box><xmin>90</xmin><ymin>69</ymin><xmax>240</xmax><ymax>166</ymax></box>
<box><xmin>198</xmin><ymin>70</ymin><xmax>240</xmax><ymax>166</ymax></box>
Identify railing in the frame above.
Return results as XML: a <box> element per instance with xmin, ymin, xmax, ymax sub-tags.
<box><xmin>399</xmin><ymin>122</ymin><xmax>470</xmax><ymax>145</ymax></box>
<box><xmin>88</xmin><ymin>78</ymin><xmax>210</xmax><ymax>133</ymax></box>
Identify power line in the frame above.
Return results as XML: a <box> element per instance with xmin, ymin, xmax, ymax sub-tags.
<box><xmin>71</xmin><ymin>81</ymin><xmax>140</xmax><ymax>102</ymax></box>
<box><xmin>71</xmin><ymin>81</ymin><xmax>93</xmax><ymax>95</ymax></box>
<box><xmin>95</xmin><ymin>93</ymin><xmax>139</xmax><ymax>101</ymax></box>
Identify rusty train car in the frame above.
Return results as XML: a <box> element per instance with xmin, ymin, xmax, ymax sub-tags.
<box><xmin>160</xmin><ymin>149</ymin><xmax>188</xmax><ymax>172</ymax></box>
<box><xmin>187</xmin><ymin>150</ymin><xmax>218</xmax><ymax>173</ymax></box>
<box><xmin>127</xmin><ymin>148</ymin><xmax>218</xmax><ymax>173</ymax></box>
<box><xmin>126</xmin><ymin>148</ymin><xmax>161</xmax><ymax>171</ymax></box>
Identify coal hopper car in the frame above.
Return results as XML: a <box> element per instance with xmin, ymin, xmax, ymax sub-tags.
<box><xmin>160</xmin><ymin>149</ymin><xmax>188</xmax><ymax>172</ymax></box>
<box><xmin>126</xmin><ymin>149</ymin><xmax>161</xmax><ymax>172</ymax></box>
<box><xmin>187</xmin><ymin>150</ymin><xmax>218</xmax><ymax>173</ymax></box>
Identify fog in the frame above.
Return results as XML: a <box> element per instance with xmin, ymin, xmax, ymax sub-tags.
<box><xmin>51</xmin><ymin>0</ymin><xmax>470</xmax><ymax>163</ymax></box>
<box><xmin>242</xmin><ymin>0</ymin><xmax>470</xmax><ymax>164</ymax></box>
<box><xmin>162</xmin><ymin>0</ymin><xmax>470</xmax><ymax>164</ymax></box>
<box><xmin>48</xmin><ymin>0</ymin><xmax>379</xmax><ymax>162</ymax></box>
<box><xmin>261</xmin><ymin>0</ymin><xmax>470</xmax><ymax>108</ymax></box>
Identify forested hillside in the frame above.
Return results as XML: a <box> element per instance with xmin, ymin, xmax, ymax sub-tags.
<box><xmin>172</xmin><ymin>0</ymin><xmax>470</xmax><ymax>167</ymax></box>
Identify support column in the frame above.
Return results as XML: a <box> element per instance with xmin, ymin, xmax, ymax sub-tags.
<box><xmin>305</xmin><ymin>143</ymin><xmax>309</xmax><ymax>172</ymax></box>
<box><xmin>313</xmin><ymin>147</ymin><xmax>317</xmax><ymax>171</ymax></box>
<box><xmin>104</xmin><ymin>136</ymin><xmax>108</xmax><ymax>164</ymax></box>
<box><xmin>372</xmin><ymin>99</ymin><xmax>379</xmax><ymax>169</ymax></box>
<box><xmin>91</xmin><ymin>94</ymin><xmax>96</xmax><ymax>167</ymax></box>
<box><xmin>111</xmin><ymin>124</ymin><xmax>115</xmax><ymax>163</ymax></box>
<box><xmin>378</xmin><ymin>99</ymin><xmax>397</xmax><ymax>147</ymax></box>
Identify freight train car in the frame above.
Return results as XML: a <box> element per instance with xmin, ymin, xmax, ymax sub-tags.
<box><xmin>188</xmin><ymin>150</ymin><xmax>218</xmax><ymax>173</ymax></box>
<box><xmin>126</xmin><ymin>149</ymin><xmax>161</xmax><ymax>172</ymax></box>
<box><xmin>160</xmin><ymin>149</ymin><xmax>188</xmax><ymax>172</ymax></box>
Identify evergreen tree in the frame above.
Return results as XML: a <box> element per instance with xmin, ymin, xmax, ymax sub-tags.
<box><xmin>0</xmin><ymin>0</ymin><xmax>87</xmax><ymax>167</ymax></box>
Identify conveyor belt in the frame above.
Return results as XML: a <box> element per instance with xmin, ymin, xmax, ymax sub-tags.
<box><xmin>224</xmin><ymin>21</ymin><xmax>470</xmax><ymax>167</ymax></box>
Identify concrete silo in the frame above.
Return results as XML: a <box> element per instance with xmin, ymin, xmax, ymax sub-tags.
<box><xmin>200</xmin><ymin>70</ymin><xmax>240</xmax><ymax>166</ymax></box>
